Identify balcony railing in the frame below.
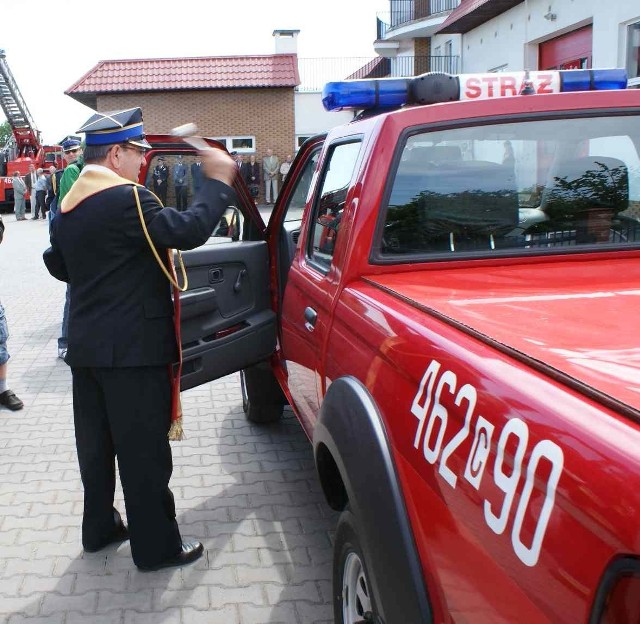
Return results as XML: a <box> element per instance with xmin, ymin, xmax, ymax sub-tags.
<box><xmin>296</xmin><ymin>56</ymin><xmax>460</xmax><ymax>92</ymax></box>
<box><xmin>377</xmin><ymin>17</ymin><xmax>388</xmax><ymax>40</ymax></box>
<box><xmin>379</xmin><ymin>0</ymin><xmax>460</xmax><ymax>30</ymax></box>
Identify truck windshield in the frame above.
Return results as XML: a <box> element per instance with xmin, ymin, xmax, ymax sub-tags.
<box><xmin>380</xmin><ymin>114</ymin><xmax>640</xmax><ymax>257</ymax></box>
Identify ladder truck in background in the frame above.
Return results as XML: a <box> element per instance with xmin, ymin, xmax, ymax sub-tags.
<box><xmin>0</xmin><ymin>48</ymin><xmax>65</xmax><ymax>212</ymax></box>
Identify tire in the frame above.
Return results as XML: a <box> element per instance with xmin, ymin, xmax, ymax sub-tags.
<box><xmin>240</xmin><ymin>364</ymin><xmax>285</xmax><ymax>424</ymax></box>
<box><xmin>333</xmin><ymin>506</ymin><xmax>378</xmax><ymax>624</ymax></box>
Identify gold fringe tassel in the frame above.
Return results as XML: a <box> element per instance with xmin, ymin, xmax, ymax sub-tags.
<box><xmin>168</xmin><ymin>417</ymin><xmax>184</xmax><ymax>441</ymax></box>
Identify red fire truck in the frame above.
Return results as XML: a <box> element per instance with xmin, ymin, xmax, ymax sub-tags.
<box><xmin>0</xmin><ymin>49</ymin><xmax>65</xmax><ymax>211</ymax></box>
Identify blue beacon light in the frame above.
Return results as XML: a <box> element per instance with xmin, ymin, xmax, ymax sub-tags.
<box><xmin>321</xmin><ymin>68</ymin><xmax>628</xmax><ymax>112</ymax></box>
<box><xmin>321</xmin><ymin>77</ymin><xmax>410</xmax><ymax>112</ymax></box>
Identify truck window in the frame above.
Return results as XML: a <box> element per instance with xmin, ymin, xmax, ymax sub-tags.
<box><xmin>379</xmin><ymin>114</ymin><xmax>640</xmax><ymax>259</ymax></box>
<box><xmin>283</xmin><ymin>149</ymin><xmax>320</xmax><ymax>224</ymax></box>
<box><xmin>308</xmin><ymin>140</ymin><xmax>361</xmax><ymax>271</ymax></box>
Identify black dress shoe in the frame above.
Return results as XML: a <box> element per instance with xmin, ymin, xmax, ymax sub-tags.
<box><xmin>84</xmin><ymin>519</ymin><xmax>129</xmax><ymax>552</ymax></box>
<box><xmin>0</xmin><ymin>390</ymin><xmax>23</xmax><ymax>411</ymax></box>
<box><xmin>137</xmin><ymin>541</ymin><xmax>204</xmax><ymax>572</ymax></box>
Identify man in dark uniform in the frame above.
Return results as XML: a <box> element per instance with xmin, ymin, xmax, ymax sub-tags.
<box><xmin>43</xmin><ymin>108</ymin><xmax>236</xmax><ymax>571</ymax></box>
<box><xmin>151</xmin><ymin>156</ymin><xmax>169</xmax><ymax>204</ymax></box>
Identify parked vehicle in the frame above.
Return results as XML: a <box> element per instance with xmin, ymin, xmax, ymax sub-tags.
<box><xmin>0</xmin><ymin>49</ymin><xmax>65</xmax><ymax>212</ymax></box>
<box><xmin>142</xmin><ymin>68</ymin><xmax>640</xmax><ymax>623</ymax></box>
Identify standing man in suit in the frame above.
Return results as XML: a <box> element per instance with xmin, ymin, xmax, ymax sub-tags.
<box><xmin>43</xmin><ymin>107</ymin><xmax>236</xmax><ymax>571</ymax></box>
<box><xmin>262</xmin><ymin>148</ymin><xmax>279</xmax><ymax>205</ymax></box>
<box><xmin>243</xmin><ymin>154</ymin><xmax>260</xmax><ymax>204</ymax></box>
<box><xmin>172</xmin><ymin>155</ymin><xmax>188</xmax><ymax>211</ymax></box>
<box><xmin>12</xmin><ymin>172</ymin><xmax>27</xmax><ymax>220</ymax></box>
<box><xmin>24</xmin><ymin>163</ymin><xmax>37</xmax><ymax>216</ymax></box>
<box><xmin>152</xmin><ymin>156</ymin><xmax>169</xmax><ymax>205</ymax></box>
<box><xmin>190</xmin><ymin>157</ymin><xmax>203</xmax><ymax>196</ymax></box>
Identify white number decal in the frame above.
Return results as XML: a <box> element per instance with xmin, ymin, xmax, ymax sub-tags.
<box><xmin>411</xmin><ymin>360</ymin><xmax>441</xmax><ymax>448</ymax></box>
<box><xmin>423</xmin><ymin>370</ymin><xmax>456</xmax><ymax>464</ymax></box>
<box><xmin>485</xmin><ymin>417</ymin><xmax>529</xmax><ymax>535</ymax></box>
<box><xmin>512</xmin><ymin>440</ymin><xmax>564</xmax><ymax>566</ymax></box>
<box><xmin>464</xmin><ymin>415</ymin><xmax>494</xmax><ymax>490</ymax></box>
<box><xmin>410</xmin><ymin>361</ymin><xmax>564</xmax><ymax>567</ymax></box>
<box><xmin>439</xmin><ymin>383</ymin><xmax>476</xmax><ymax>488</ymax></box>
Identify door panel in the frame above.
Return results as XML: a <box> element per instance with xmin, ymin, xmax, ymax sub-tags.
<box><xmin>179</xmin><ymin>240</ymin><xmax>276</xmax><ymax>390</ymax></box>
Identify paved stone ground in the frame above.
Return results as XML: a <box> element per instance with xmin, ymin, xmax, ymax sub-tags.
<box><xmin>0</xmin><ymin>212</ymin><xmax>337</xmax><ymax>623</ymax></box>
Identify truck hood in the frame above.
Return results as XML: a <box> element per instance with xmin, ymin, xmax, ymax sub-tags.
<box><xmin>366</xmin><ymin>256</ymin><xmax>640</xmax><ymax>414</ymax></box>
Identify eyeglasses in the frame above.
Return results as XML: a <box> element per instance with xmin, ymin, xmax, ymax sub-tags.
<box><xmin>121</xmin><ymin>144</ymin><xmax>147</xmax><ymax>156</ymax></box>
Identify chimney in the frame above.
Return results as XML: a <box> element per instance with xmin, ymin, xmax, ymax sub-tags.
<box><xmin>273</xmin><ymin>29</ymin><xmax>300</xmax><ymax>54</ymax></box>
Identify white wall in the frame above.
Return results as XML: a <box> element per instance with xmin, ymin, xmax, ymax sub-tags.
<box><xmin>457</xmin><ymin>0</ymin><xmax>639</xmax><ymax>79</ymax></box>
<box><xmin>294</xmin><ymin>92</ymin><xmax>354</xmax><ymax>150</ymax></box>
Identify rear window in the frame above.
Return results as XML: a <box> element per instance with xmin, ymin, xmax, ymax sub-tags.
<box><xmin>379</xmin><ymin>114</ymin><xmax>640</xmax><ymax>258</ymax></box>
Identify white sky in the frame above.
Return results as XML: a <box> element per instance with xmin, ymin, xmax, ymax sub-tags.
<box><xmin>1</xmin><ymin>0</ymin><xmax>387</xmax><ymax>144</ymax></box>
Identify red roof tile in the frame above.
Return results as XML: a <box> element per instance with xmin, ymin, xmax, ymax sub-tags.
<box><xmin>66</xmin><ymin>54</ymin><xmax>300</xmax><ymax>105</ymax></box>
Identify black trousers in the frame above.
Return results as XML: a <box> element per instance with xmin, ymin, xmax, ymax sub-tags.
<box><xmin>72</xmin><ymin>366</ymin><xmax>182</xmax><ymax>567</ymax></box>
<box><xmin>34</xmin><ymin>190</ymin><xmax>47</xmax><ymax>218</ymax></box>
<box><xmin>175</xmin><ymin>185</ymin><xmax>187</xmax><ymax>211</ymax></box>
<box><xmin>154</xmin><ymin>183</ymin><xmax>167</xmax><ymax>206</ymax></box>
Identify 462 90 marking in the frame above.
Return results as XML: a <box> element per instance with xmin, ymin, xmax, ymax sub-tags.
<box><xmin>411</xmin><ymin>359</ymin><xmax>564</xmax><ymax>567</ymax></box>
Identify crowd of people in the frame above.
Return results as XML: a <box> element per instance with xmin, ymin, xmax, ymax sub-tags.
<box><xmin>150</xmin><ymin>149</ymin><xmax>293</xmax><ymax>208</ymax></box>
<box><xmin>233</xmin><ymin>149</ymin><xmax>293</xmax><ymax>205</ymax></box>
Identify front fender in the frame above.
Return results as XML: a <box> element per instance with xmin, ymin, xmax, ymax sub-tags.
<box><xmin>313</xmin><ymin>375</ymin><xmax>432</xmax><ymax>624</ymax></box>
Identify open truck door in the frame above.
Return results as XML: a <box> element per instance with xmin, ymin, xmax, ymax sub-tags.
<box><xmin>141</xmin><ymin>136</ymin><xmax>277</xmax><ymax>391</ymax></box>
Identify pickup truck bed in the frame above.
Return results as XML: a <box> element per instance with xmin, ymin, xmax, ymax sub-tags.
<box><xmin>367</xmin><ymin>256</ymin><xmax>640</xmax><ymax>414</ymax></box>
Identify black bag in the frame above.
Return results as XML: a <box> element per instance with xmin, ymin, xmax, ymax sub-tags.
<box><xmin>249</xmin><ymin>184</ymin><xmax>259</xmax><ymax>198</ymax></box>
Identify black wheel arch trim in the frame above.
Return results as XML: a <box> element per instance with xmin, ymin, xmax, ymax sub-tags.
<box><xmin>313</xmin><ymin>375</ymin><xmax>433</xmax><ymax>624</ymax></box>
<box><xmin>589</xmin><ymin>555</ymin><xmax>640</xmax><ymax>624</ymax></box>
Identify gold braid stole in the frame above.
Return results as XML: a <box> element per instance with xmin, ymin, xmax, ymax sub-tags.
<box><xmin>133</xmin><ymin>186</ymin><xmax>188</xmax><ymax>440</ymax></box>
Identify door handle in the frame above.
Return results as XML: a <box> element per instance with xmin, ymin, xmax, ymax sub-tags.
<box><xmin>233</xmin><ymin>269</ymin><xmax>247</xmax><ymax>293</ymax></box>
<box><xmin>304</xmin><ymin>306</ymin><xmax>317</xmax><ymax>332</ymax></box>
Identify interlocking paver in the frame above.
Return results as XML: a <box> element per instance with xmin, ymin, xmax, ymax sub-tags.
<box><xmin>0</xmin><ymin>213</ymin><xmax>337</xmax><ymax>622</ymax></box>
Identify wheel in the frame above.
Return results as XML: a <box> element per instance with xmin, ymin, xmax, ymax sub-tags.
<box><xmin>240</xmin><ymin>365</ymin><xmax>285</xmax><ymax>424</ymax></box>
<box><xmin>333</xmin><ymin>506</ymin><xmax>378</xmax><ymax>624</ymax></box>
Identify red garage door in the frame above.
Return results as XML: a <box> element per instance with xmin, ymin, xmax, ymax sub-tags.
<box><xmin>539</xmin><ymin>26</ymin><xmax>593</xmax><ymax>70</ymax></box>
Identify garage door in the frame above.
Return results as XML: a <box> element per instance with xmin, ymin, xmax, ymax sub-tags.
<box><xmin>539</xmin><ymin>26</ymin><xmax>592</xmax><ymax>70</ymax></box>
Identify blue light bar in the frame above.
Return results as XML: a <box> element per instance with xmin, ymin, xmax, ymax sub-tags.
<box><xmin>559</xmin><ymin>68</ymin><xmax>628</xmax><ymax>92</ymax></box>
<box><xmin>321</xmin><ymin>68</ymin><xmax>628</xmax><ymax>112</ymax></box>
<box><xmin>322</xmin><ymin>78</ymin><xmax>409</xmax><ymax>111</ymax></box>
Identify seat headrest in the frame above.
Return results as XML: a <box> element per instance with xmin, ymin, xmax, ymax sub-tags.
<box><xmin>406</xmin><ymin>145</ymin><xmax>462</xmax><ymax>165</ymax></box>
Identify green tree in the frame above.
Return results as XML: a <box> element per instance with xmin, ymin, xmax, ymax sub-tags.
<box><xmin>0</xmin><ymin>120</ymin><xmax>11</xmax><ymax>146</ymax></box>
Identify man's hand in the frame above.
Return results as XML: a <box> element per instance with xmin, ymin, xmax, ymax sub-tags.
<box><xmin>201</xmin><ymin>149</ymin><xmax>236</xmax><ymax>187</ymax></box>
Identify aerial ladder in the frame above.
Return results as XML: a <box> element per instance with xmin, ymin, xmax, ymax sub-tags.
<box><xmin>0</xmin><ymin>48</ymin><xmax>63</xmax><ymax>210</ymax></box>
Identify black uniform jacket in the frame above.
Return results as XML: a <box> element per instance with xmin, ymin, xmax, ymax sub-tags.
<box><xmin>43</xmin><ymin>169</ymin><xmax>235</xmax><ymax>368</ymax></box>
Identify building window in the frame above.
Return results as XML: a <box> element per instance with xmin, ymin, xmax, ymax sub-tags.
<box><xmin>211</xmin><ymin>136</ymin><xmax>255</xmax><ymax>154</ymax></box>
<box><xmin>444</xmin><ymin>39</ymin><xmax>453</xmax><ymax>57</ymax></box>
<box><xmin>296</xmin><ymin>135</ymin><xmax>312</xmax><ymax>150</ymax></box>
<box><xmin>627</xmin><ymin>21</ymin><xmax>640</xmax><ymax>83</ymax></box>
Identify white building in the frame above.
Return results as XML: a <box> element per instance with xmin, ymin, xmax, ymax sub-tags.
<box><xmin>375</xmin><ymin>0</ymin><xmax>640</xmax><ymax>87</ymax></box>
